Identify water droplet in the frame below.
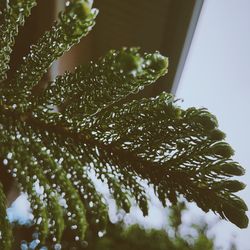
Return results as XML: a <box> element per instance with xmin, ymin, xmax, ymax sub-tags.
<box><xmin>54</xmin><ymin>243</ymin><xmax>62</xmax><ymax>250</ymax></box>
<box><xmin>40</xmin><ymin>246</ymin><xmax>48</xmax><ymax>250</ymax></box>
<box><xmin>29</xmin><ymin>239</ymin><xmax>40</xmax><ymax>250</ymax></box>
<box><xmin>32</xmin><ymin>232</ymin><xmax>39</xmax><ymax>239</ymax></box>
<box><xmin>98</xmin><ymin>231</ymin><xmax>105</xmax><ymax>237</ymax></box>
<box><xmin>20</xmin><ymin>241</ymin><xmax>28</xmax><ymax>250</ymax></box>
<box><xmin>3</xmin><ymin>159</ymin><xmax>8</xmax><ymax>165</ymax></box>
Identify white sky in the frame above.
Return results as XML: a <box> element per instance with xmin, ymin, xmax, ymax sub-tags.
<box><xmin>176</xmin><ymin>0</ymin><xmax>250</xmax><ymax>249</ymax></box>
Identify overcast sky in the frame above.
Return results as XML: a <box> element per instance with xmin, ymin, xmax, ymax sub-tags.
<box><xmin>176</xmin><ymin>0</ymin><xmax>250</xmax><ymax>249</ymax></box>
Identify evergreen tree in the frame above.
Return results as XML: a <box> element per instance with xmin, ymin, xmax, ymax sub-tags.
<box><xmin>0</xmin><ymin>0</ymin><xmax>248</xmax><ymax>248</ymax></box>
<box><xmin>13</xmin><ymin>202</ymin><xmax>219</xmax><ymax>249</ymax></box>
<box><xmin>82</xmin><ymin>203</ymin><xmax>216</xmax><ymax>250</ymax></box>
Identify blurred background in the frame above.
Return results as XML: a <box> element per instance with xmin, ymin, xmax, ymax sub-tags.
<box><xmin>6</xmin><ymin>0</ymin><xmax>250</xmax><ymax>249</ymax></box>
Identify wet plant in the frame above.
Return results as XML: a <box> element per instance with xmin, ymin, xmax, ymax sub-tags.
<box><xmin>0</xmin><ymin>0</ymin><xmax>248</xmax><ymax>249</ymax></box>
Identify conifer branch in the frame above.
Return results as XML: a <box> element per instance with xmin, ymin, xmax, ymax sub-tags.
<box><xmin>31</xmin><ymin>48</ymin><xmax>168</xmax><ymax>119</ymax></box>
<box><xmin>0</xmin><ymin>0</ymin><xmax>37</xmax><ymax>81</ymax></box>
<box><xmin>0</xmin><ymin>183</ymin><xmax>12</xmax><ymax>250</ymax></box>
<box><xmin>2</xmin><ymin>0</ymin><xmax>98</xmax><ymax>112</ymax></box>
<box><xmin>0</xmin><ymin>0</ymin><xmax>248</xmax><ymax>248</ymax></box>
<box><xmin>0</xmin><ymin>89</ymin><xmax>248</xmax><ymax>233</ymax></box>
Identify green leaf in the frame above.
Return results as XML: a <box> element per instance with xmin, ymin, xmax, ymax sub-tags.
<box><xmin>210</xmin><ymin>142</ymin><xmax>235</xmax><ymax>158</ymax></box>
<box><xmin>0</xmin><ymin>0</ymin><xmax>36</xmax><ymax>80</ymax></box>
<box><xmin>0</xmin><ymin>0</ymin><xmax>248</xmax><ymax>246</ymax></box>
<box><xmin>208</xmin><ymin>129</ymin><xmax>226</xmax><ymax>141</ymax></box>
<box><xmin>0</xmin><ymin>182</ymin><xmax>13</xmax><ymax>250</ymax></box>
<box><xmin>2</xmin><ymin>0</ymin><xmax>98</xmax><ymax>111</ymax></box>
<box><xmin>39</xmin><ymin>48</ymin><xmax>168</xmax><ymax>118</ymax></box>
<box><xmin>213</xmin><ymin>180</ymin><xmax>246</xmax><ymax>193</ymax></box>
<box><xmin>222</xmin><ymin>201</ymin><xmax>249</xmax><ymax>229</ymax></box>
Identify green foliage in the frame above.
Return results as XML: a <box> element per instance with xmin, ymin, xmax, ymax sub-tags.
<box><xmin>55</xmin><ymin>202</ymin><xmax>215</xmax><ymax>250</ymax></box>
<box><xmin>0</xmin><ymin>0</ymin><xmax>248</xmax><ymax>248</ymax></box>
<box><xmin>0</xmin><ymin>0</ymin><xmax>37</xmax><ymax>80</ymax></box>
<box><xmin>0</xmin><ymin>183</ymin><xmax>12</xmax><ymax>249</ymax></box>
